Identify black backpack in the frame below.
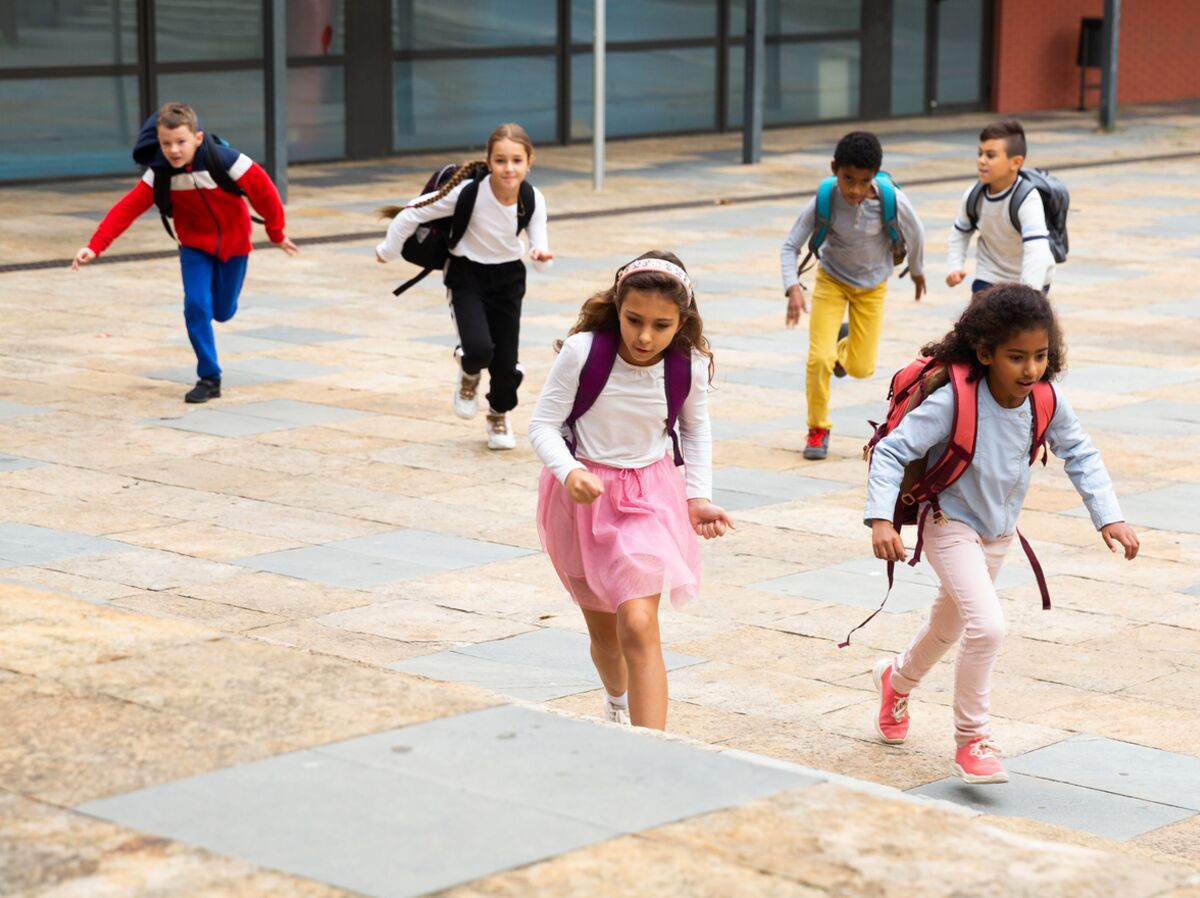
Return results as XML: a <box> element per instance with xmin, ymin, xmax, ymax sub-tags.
<box><xmin>152</xmin><ymin>134</ymin><xmax>264</xmax><ymax>242</ymax></box>
<box><xmin>966</xmin><ymin>168</ymin><xmax>1069</xmax><ymax>263</ymax></box>
<box><xmin>392</xmin><ymin>163</ymin><xmax>536</xmax><ymax>296</ymax></box>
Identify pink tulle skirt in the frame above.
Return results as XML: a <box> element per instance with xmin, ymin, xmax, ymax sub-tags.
<box><xmin>537</xmin><ymin>455</ymin><xmax>701</xmax><ymax>613</ymax></box>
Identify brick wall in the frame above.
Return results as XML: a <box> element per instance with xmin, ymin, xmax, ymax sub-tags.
<box><xmin>991</xmin><ymin>0</ymin><xmax>1200</xmax><ymax>111</ymax></box>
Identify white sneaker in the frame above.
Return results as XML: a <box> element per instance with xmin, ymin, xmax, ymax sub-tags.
<box><xmin>485</xmin><ymin>410</ymin><xmax>516</xmax><ymax>450</ymax></box>
<box><xmin>604</xmin><ymin>698</ymin><xmax>631</xmax><ymax>726</ymax></box>
<box><xmin>453</xmin><ymin>365</ymin><xmax>482</xmax><ymax>419</ymax></box>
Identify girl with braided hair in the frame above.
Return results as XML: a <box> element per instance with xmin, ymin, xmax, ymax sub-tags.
<box><xmin>376</xmin><ymin>123</ymin><xmax>553</xmax><ymax>449</ymax></box>
<box><xmin>865</xmin><ymin>284</ymin><xmax>1138</xmax><ymax>784</ymax></box>
<box><xmin>529</xmin><ymin>251</ymin><xmax>734</xmax><ymax>731</ymax></box>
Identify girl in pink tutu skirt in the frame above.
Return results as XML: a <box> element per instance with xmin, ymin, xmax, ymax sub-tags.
<box><xmin>529</xmin><ymin>250</ymin><xmax>734</xmax><ymax>731</ymax></box>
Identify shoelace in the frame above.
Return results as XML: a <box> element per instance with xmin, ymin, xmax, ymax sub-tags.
<box><xmin>970</xmin><ymin>738</ymin><xmax>1002</xmax><ymax>760</ymax></box>
<box><xmin>891</xmin><ymin>694</ymin><xmax>909</xmax><ymax>723</ymax></box>
<box><xmin>806</xmin><ymin>429</ymin><xmax>827</xmax><ymax>449</ymax></box>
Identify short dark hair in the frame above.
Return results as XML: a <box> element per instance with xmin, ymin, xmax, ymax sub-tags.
<box><xmin>979</xmin><ymin>119</ymin><xmax>1027</xmax><ymax>159</ymax></box>
<box><xmin>833</xmin><ymin>131</ymin><xmax>883</xmax><ymax>172</ymax></box>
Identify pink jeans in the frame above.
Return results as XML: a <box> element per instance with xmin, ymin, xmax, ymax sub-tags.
<box><xmin>890</xmin><ymin>519</ymin><xmax>1011</xmax><ymax>746</ymax></box>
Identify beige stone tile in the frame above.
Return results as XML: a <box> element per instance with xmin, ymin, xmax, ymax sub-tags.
<box><xmin>110</xmin><ymin>592</ymin><xmax>284</xmax><ymax>633</ymax></box>
<box><xmin>175</xmin><ymin>571</ymin><xmax>375</xmax><ymax>618</ymax></box>
<box><xmin>1026</xmin><ymin>693</ymin><xmax>1200</xmax><ymax>755</ymax></box>
<box><xmin>993</xmin><ymin>635</ymin><xmax>1179</xmax><ymax>693</ymax></box>
<box><xmin>1080</xmin><ymin>623</ymin><xmax>1200</xmax><ymax>670</ymax></box>
<box><xmin>317</xmin><ymin>598</ymin><xmax>536</xmax><ymax>644</ymax></box>
<box><xmin>672</xmin><ymin>625</ymin><xmax>878</xmax><ymax>683</ymax></box>
<box><xmin>247</xmin><ymin>618</ymin><xmax>450</xmax><ymax>665</ymax></box>
<box><xmin>45</xmin><ymin>547</ymin><xmax>243</xmax><ymax>593</ymax></box>
<box><xmin>0</xmin><ymin>567</ymin><xmax>150</xmax><ymax>602</ymax></box>
<box><xmin>1130</xmin><ymin>816</ymin><xmax>1200</xmax><ymax>870</ymax></box>
<box><xmin>667</xmin><ymin>661</ymin><xmax>867</xmax><ymax>724</ymax></box>
<box><xmin>106</xmin><ymin>520</ymin><xmax>308</xmax><ymax>561</ymax></box>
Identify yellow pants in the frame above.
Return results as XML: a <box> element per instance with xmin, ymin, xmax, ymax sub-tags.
<box><xmin>806</xmin><ymin>267</ymin><xmax>888</xmax><ymax>430</ymax></box>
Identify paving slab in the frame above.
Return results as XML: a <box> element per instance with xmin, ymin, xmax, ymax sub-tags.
<box><xmin>712</xmin><ymin>465</ymin><xmax>847</xmax><ymax>510</ymax></box>
<box><xmin>0</xmin><ymin>453</ymin><xmax>44</xmax><ymax>473</ymax></box>
<box><xmin>142</xmin><ymin>409</ymin><xmax>298</xmax><ymax>437</ymax></box>
<box><xmin>0</xmin><ymin>400</ymin><xmax>49</xmax><ymax>419</ymax></box>
<box><xmin>1061</xmin><ymin>364</ymin><xmax>1200</xmax><ymax>395</ymax></box>
<box><xmin>1077</xmin><ymin>400</ymin><xmax>1200</xmax><ymax>438</ymax></box>
<box><xmin>220</xmin><ymin>399</ymin><xmax>375</xmax><ymax>427</ymax></box>
<box><xmin>141</xmin><ymin>358</ymin><xmax>347</xmax><ymax>387</ymax></box>
<box><xmin>1065</xmin><ymin>483</ymin><xmax>1200</xmax><ymax>535</ymax></box>
<box><xmin>237</xmin><ymin>325</ymin><xmax>358</xmax><ymax>344</ymax></box>
<box><xmin>909</xmin><ymin>772</ymin><xmax>1196</xmax><ymax>840</ymax></box>
<box><xmin>330</xmin><ymin>528</ymin><xmax>532</xmax><ymax>569</ymax></box>
<box><xmin>234</xmin><ymin>545</ymin><xmax>442</xmax><ymax>589</ymax></box>
<box><xmin>0</xmin><ymin>523</ymin><xmax>122</xmax><ymax>567</ymax></box>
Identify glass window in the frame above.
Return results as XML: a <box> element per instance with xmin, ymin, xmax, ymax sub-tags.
<box><xmin>157</xmin><ymin>71</ymin><xmax>265</xmax><ymax>161</ymax></box>
<box><xmin>728</xmin><ymin>40</ymin><xmax>859</xmax><ymax>127</ymax></box>
<box><xmin>287</xmin><ymin>66</ymin><xmax>344</xmax><ymax>160</ymax></box>
<box><xmin>572</xmin><ymin>47</ymin><xmax>716</xmax><ymax>138</ymax></box>
<box><xmin>730</xmin><ymin>0</ymin><xmax>860</xmax><ymax>36</ymax></box>
<box><xmin>891</xmin><ymin>0</ymin><xmax>926</xmax><ymax>116</ymax></box>
<box><xmin>0</xmin><ymin>0</ymin><xmax>138</xmax><ymax>68</ymax></box>
<box><xmin>393</xmin><ymin>55</ymin><xmax>556</xmax><ymax>151</ymax></box>
<box><xmin>935</xmin><ymin>0</ymin><xmax>983</xmax><ymax>106</ymax></box>
<box><xmin>572</xmin><ymin>0</ymin><xmax>716</xmax><ymax>43</ymax></box>
<box><xmin>288</xmin><ymin>0</ymin><xmax>345</xmax><ymax>56</ymax></box>
<box><xmin>0</xmin><ymin>76</ymin><xmax>139</xmax><ymax>180</ymax></box>
<box><xmin>394</xmin><ymin>0</ymin><xmax>556</xmax><ymax>50</ymax></box>
<box><xmin>156</xmin><ymin>0</ymin><xmax>263</xmax><ymax>62</ymax></box>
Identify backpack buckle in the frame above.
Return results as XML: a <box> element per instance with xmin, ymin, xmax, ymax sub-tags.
<box><xmin>900</xmin><ymin>492</ymin><xmax>916</xmax><ymax>506</ymax></box>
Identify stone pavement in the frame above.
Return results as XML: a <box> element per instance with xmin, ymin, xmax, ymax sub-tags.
<box><xmin>2</xmin><ymin>103</ymin><xmax>1199</xmax><ymax>896</ymax></box>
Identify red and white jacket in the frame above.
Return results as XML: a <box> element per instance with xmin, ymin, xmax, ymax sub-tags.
<box><xmin>88</xmin><ymin>150</ymin><xmax>286</xmax><ymax>262</ymax></box>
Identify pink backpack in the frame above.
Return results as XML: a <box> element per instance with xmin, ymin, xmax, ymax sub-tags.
<box><xmin>840</xmin><ymin>358</ymin><xmax>1057</xmax><ymax>647</ymax></box>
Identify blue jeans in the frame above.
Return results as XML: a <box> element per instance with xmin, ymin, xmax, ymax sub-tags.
<box><xmin>179</xmin><ymin>246</ymin><xmax>248</xmax><ymax>380</ymax></box>
<box><xmin>972</xmin><ymin>279</ymin><xmax>1050</xmax><ymax>295</ymax></box>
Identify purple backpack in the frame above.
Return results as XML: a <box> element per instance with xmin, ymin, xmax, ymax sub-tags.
<box><xmin>562</xmin><ymin>329</ymin><xmax>692</xmax><ymax>466</ymax></box>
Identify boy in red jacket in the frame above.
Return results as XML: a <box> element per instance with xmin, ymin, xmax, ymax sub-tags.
<box><xmin>72</xmin><ymin>102</ymin><xmax>298</xmax><ymax>403</ymax></box>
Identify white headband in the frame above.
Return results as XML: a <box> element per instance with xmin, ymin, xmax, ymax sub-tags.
<box><xmin>616</xmin><ymin>258</ymin><xmax>694</xmax><ymax>300</ymax></box>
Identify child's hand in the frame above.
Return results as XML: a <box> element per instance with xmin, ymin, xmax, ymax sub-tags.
<box><xmin>70</xmin><ymin>247</ymin><xmax>96</xmax><ymax>270</ymax></box>
<box><xmin>871</xmin><ymin>519</ymin><xmax>906</xmax><ymax>562</ymax></box>
<box><xmin>688</xmin><ymin>499</ymin><xmax>735</xmax><ymax>539</ymax></box>
<box><xmin>529</xmin><ymin>249</ymin><xmax>555</xmax><ymax>262</ymax></box>
<box><xmin>912</xmin><ymin>274</ymin><xmax>926</xmax><ymax>301</ymax></box>
<box><xmin>565</xmin><ymin>468</ymin><xmax>604</xmax><ymax>504</ymax></box>
<box><xmin>275</xmin><ymin>236</ymin><xmax>300</xmax><ymax>256</ymax></box>
<box><xmin>376</xmin><ymin>252</ymin><xmax>387</xmax><ymax>264</ymax></box>
<box><xmin>785</xmin><ymin>285</ymin><xmax>807</xmax><ymax>328</ymax></box>
<box><xmin>946</xmin><ymin>270</ymin><xmax>966</xmax><ymax>287</ymax></box>
<box><xmin>1101</xmin><ymin>522</ymin><xmax>1140</xmax><ymax>560</ymax></box>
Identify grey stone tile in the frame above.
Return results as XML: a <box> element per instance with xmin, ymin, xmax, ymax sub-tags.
<box><xmin>711</xmin><ymin>416</ymin><xmax>800</xmax><ymax>442</ymax></box>
<box><xmin>828</xmin><ymin>401</ymin><xmax>889</xmax><ymax>439</ymax></box>
<box><xmin>0</xmin><ymin>400</ymin><xmax>49</xmax><ymax>419</ymax></box>
<box><xmin>234</xmin><ymin>545</ymin><xmax>441</xmax><ymax>589</ymax></box>
<box><xmin>1065</xmin><ymin>483</ymin><xmax>1200</xmax><ymax>535</ymax></box>
<box><xmin>239</xmin><ymin>293</ymin><xmax>331</xmax><ymax>310</ymax></box>
<box><xmin>1077</xmin><ymin>400</ymin><xmax>1200</xmax><ymax>438</ymax></box>
<box><xmin>1182</xmin><ymin>582</ymin><xmax>1200</xmax><ymax>596</ymax></box>
<box><xmin>1008</xmin><ymin>735</ymin><xmax>1200</xmax><ymax>810</ymax></box>
<box><xmin>223</xmin><ymin>357</ymin><xmax>348</xmax><ymax>381</ymax></box>
<box><xmin>142</xmin><ymin>410</ymin><xmax>297</xmax><ymax>437</ymax></box>
<box><xmin>1061</xmin><ymin>364</ymin><xmax>1200</xmax><ymax>395</ymax></box>
<box><xmin>711</xmin><ymin>331</ymin><xmax>807</xmax><ymax>354</ymax></box>
<box><xmin>0</xmin><ymin>453</ymin><xmax>44</xmax><ymax>473</ymax></box>
<box><xmin>140</xmin><ymin>366</ymin><xmax>278</xmax><ymax>387</ymax></box>
<box><xmin>317</xmin><ymin>705</ymin><xmax>819</xmax><ymax>834</ymax></box>
<box><xmin>752</xmin><ymin>554</ymin><xmax>1032</xmax><ymax>613</ymax></box>
<box><xmin>388</xmin><ymin>652</ymin><xmax>602</xmax><ymax>702</ymax></box>
<box><xmin>221</xmin><ymin>399</ymin><xmax>374</xmax><ymax>427</ymax></box>
<box><xmin>0</xmin><ymin>523</ymin><xmax>122</xmax><ymax>566</ymax></box>
<box><xmin>238</xmin><ymin>325</ymin><xmax>357</xmax><ymax>344</ymax></box>
<box><xmin>697</xmin><ymin>297</ymin><xmax>781</xmax><ymax>322</ymax></box>
<box><xmin>713</xmin><ymin>466</ymin><xmax>847</xmax><ymax>510</ymax></box>
<box><xmin>331</xmin><ymin>528</ymin><xmax>532</xmax><ymax>569</ymax></box>
<box><xmin>908</xmin><ymin>773</ymin><xmax>1195</xmax><ymax>840</ymax></box>
<box><xmin>722</xmin><ymin>366</ymin><xmax>804</xmax><ymax>391</ymax></box>
<box><xmin>78</xmin><ymin>744</ymin><xmax>616</xmax><ymax>898</ymax></box>
<box><xmin>454</xmin><ymin>627</ymin><xmax>703</xmax><ymax>676</ymax></box>
<box><xmin>1145</xmin><ymin>298</ymin><xmax>1200</xmax><ymax>317</ymax></box>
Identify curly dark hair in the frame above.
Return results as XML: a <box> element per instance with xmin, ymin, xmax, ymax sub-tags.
<box><xmin>556</xmin><ymin>250</ymin><xmax>714</xmax><ymax>384</ymax></box>
<box><xmin>920</xmin><ymin>283</ymin><xmax>1065</xmax><ymax>383</ymax></box>
<box><xmin>833</xmin><ymin>131</ymin><xmax>883</xmax><ymax>172</ymax></box>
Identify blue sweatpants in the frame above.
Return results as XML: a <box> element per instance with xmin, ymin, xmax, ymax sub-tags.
<box><xmin>179</xmin><ymin>246</ymin><xmax>248</xmax><ymax>380</ymax></box>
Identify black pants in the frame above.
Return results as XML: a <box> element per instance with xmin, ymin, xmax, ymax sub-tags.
<box><xmin>445</xmin><ymin>256</ymin><xmax>526</xmax><ymax>414</ymax></box>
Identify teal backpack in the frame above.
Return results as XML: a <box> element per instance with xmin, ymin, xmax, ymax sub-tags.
<box><xmin>796</xmin><ymin>172</ymin><xmax>909</xmax><ymax>282</ymax></box>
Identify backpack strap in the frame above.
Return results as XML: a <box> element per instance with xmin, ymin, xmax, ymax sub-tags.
<box><xmin>449</xmin><ymin>179</ymin><xmax>481</xmax><ymax>249</ymax></box>
<box><xmin>663</xmin><ymin>347</ymin><xmax>692</xmax><ymax>467</ymax></box>
<box><xmin>516</xmin><ymin>180</ymin><xmax>536</xmax><ymax>234</ymax></box>
<box><xmin>152</xmin><ymin>168</ymin><xmax>177</xmax><ymax>242</ymax></box>
<box><xmin>1008</xmin><ymin>169</ymin><xmax>1036</xmax><ymax>234</ymax></box>
<box><xmin>798</xmin><ymin>176</ymin><xmax>837</xmax><ymax>279</ymax></box>
<box><xmin>903</xmin><ymin>363</ymin><xmax>978</xmax><ymax>513</ymax></box>
<box><xmin>874</xmin><ymin>173</ymin><xmax>900</xmax><ymax>243</ymax></box>
<box><xmin>965</xmin><ymin>181</ymin><xmax>985</xmax><ymax>231</ymax></box>
<box><xmin>1029</xmin><ymin>381</ymin><xmax>1057</xmax><ymax>465</ymax></box>
<box><xmin>563</xmin><ymin>329</ymin><xmax>620</xmax><ymax>457</ymax></box>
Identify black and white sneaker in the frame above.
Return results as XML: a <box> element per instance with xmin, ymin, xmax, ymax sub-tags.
<box><xmin>185</xmin><ymin>378</ymin><xmax>221</xmax><ymax>403</ymax></box>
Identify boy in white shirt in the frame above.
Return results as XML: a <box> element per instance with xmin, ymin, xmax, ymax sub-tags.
<box><xmin>946</xmin><ymin>119</ymin><xmax>1054</xmax><ymax>293</ymax></box>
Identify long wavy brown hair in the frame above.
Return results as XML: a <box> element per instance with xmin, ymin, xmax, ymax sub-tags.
<box><xmin>377</xmin><ymin>123</ymin><xmax>534</xmax><ymax>220</ymax></box>
<box><xmin>557</xmin><ymin>250</ymin><xmax>715</xmax><ymax>384</ymax></box>
<box><xmin>921</xmin><ymin>282</ymin><xmax>1065</xmax><ymax>382</ymax></box>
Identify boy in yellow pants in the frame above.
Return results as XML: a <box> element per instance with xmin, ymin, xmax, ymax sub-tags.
<box><xmin>780</xmin><ymin>132</ymin><xmax>926</xmax><ymax>459</ymax></box>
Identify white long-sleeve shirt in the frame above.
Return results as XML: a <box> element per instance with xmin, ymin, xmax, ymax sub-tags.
<box><xmin>528</xmin><ymin>331</ymin><xmax>713</xmax><ymax>500</ymax></box>
<box><xmin>376</xmin><ymin>176</ymin><xmax>551</xmax><ymax>270</ymax></box>
<box><xmin>947</xmin><ymin>180</ymin><xmax>1054</xmax><ymax>288</ymax></box>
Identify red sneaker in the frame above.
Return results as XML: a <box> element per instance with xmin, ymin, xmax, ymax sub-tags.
<box><xmin>803</xmin><ymin>427</ymin><xmax>830</xmax><ymax>460</ymax></box>
<box><xmin>872</xmin><ymin>659</ymin><xmax>909</xmax><ymax>744</ymax></box>
<box><xmin>954</xmin><ymin>737</ymin><xmax>1009</xmax><ymax>784</ymax></box>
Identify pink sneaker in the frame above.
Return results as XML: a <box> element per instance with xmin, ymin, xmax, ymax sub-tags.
<box><xmin>872</xmin><ymin>659</ymin><xmax>910</xmax><ymax>744</ymax></box>
<box><xmin>954</xmin><ymin>737</ymin><xmax>1009</xmax><ymax>784</ymax></box>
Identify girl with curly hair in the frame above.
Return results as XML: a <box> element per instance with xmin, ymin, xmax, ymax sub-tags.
<box><xmin>864</xmin><ymin>283</ymin><xmax>1138</xmax><ymax>784</ymax></box>
<box><xmin>529</xmin><ymin>251</ymin><xmax>733</xmax><ymax>731</ymax></box>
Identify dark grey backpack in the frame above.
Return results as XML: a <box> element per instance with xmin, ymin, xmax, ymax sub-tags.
<box><xmin>966</xmin><ymin>168</ymin><xmax>1069</xmax><ymax>263</ymax></box>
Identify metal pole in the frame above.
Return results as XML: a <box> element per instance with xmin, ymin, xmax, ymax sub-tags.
<box><xmin>592</xmin><ymin>0</ymin><xmax>605</xmax><ymax>191</ymax></box>
<box><xmin>263</xmin><ymin>0</ymin><xmax>288</xmax><ymax>202</ymax></box>
<box><xmin>741</xmin><ymin>0</ymin><xmax>765</xmax><ymax>164</ymax></box>
<box><xmin>1099</xmin><ymin>0</ymin><xmax>1120</xmax><ymax>131</ymax></box>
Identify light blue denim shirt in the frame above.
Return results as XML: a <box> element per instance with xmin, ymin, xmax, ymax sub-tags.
<box><xmin>865</xmin><ymin>381</ymin><xmax>1123</xmax><ymax>539</ymax></box>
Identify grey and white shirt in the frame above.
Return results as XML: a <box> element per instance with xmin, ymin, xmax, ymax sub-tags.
<box><xmin>947</xmin><ymin>180</ymin><xmax>1054</xmax><ymax>288</ymax></box>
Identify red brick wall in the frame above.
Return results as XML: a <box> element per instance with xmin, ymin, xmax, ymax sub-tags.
<box><xmin>991</xmin><ymin>0</ymin><xmax>1200</xmax><ymax>112</ymax></box>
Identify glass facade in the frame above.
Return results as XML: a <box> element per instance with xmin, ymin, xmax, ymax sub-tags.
<box><xmin>0</xmin><ymin>1</ymin><xmax>992</xmax><ymax>183</ymax></box>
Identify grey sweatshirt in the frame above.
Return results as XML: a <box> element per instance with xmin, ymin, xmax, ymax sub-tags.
<box><xmin>780</xmin><ymin>184</ymin><xmax>925</xmax><ymax>292</ymax></box>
